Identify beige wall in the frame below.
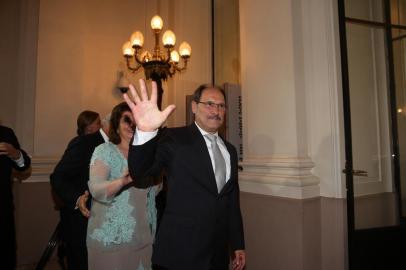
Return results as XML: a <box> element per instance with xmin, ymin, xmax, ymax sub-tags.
<box><xmin>14</xmin><ymin>182</ymin><xmax>59</xmax><ymax>266</ymax></box>
<box><xmin>0</xmin><ymin>0</ymin><xmax>20</xmax><ymax>128</ymax></box>
<box><xmin>241</xmin><ymin>193</ymin><xmax>347</xmax><ymax>270</ymax></box>
<box><xmin>34</xmin><ymin>0</ymin><xmax>212</xmax><ymax>156</ymax></box>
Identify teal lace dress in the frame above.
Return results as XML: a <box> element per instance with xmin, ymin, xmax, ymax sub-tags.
<box><xmin>87</xmin><ymin>142</ymin><xmax>158</xmax><ymax>270</ymax></box>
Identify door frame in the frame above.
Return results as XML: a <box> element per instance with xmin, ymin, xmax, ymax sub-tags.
<box><xmin>337</xmin><ymin>0</ymin><xmax>403</xmax><ymax>268</ymax></box>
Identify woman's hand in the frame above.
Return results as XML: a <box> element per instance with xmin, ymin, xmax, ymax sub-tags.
<box><xmin>121</xmin><ymin>170</ymin><xmax>133</xmax><ymax>186</ymax></box>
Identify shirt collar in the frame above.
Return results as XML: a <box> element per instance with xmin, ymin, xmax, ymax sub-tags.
<box><xmin>194</xmin><ymin>122</ymin><xmax>219</xmax><ymax>138</ymax></box>
<box><xmin>99</xmin><ymin>128</ymin><xmax>109</xmax><ymax>142</ymax></box>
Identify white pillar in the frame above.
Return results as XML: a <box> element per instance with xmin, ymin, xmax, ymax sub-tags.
<box><xmin>239</xmin><ymin>0</ymin><xmax>345</xmax><ymax>199</ymax></box>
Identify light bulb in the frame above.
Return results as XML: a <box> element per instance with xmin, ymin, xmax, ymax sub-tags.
<box><xmin>122</xmin><ymin>41</ymin><xmax>134</xmax><ymax>56</ymax></box>
<box><xmin>130</xmin><ymin>31</ymin><xmax>144</xmax><ymax>48</ymax></box>
<box><xmin>179</xmin><ymin>42</ymin><xmax>191</xmax><ymax>58</ymax></box>
<box><xmin>163</xmin><ymin>30</ymin><xmax>176</xmax><ymax>47</ymax></box>
<box><xmin>170</xmin><ymin>50</ymin><xmax>180</xmax><ymax>63</ymax></box>
<box><xmin>151</xmin><ymin>15</ymin><xmax>163</xmax><ymax>31</ymax></box>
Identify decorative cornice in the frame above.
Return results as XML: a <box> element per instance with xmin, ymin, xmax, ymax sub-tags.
<box><xmin>21</xmin><ymin>156</ymin><xmax>321</xmax><ymax>199</ymax></box>
<box><xmin>18</xmin><ymin>156</ymin><xmax>58</xmax><ymax>183</ymax></box>
<box><xmin>239</xmin><ymin>157</ymin><xmax>320</xmax><ymax>199</ymax></box>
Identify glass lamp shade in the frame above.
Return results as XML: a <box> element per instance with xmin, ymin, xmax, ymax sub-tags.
<box><xmin>122</xmin><ymin>41</ymin><xmax>134</xmax><ymax>56</ymax></box>
<box><xmin>130</xmin><ymin>31</ymin><xmax>144</xmax><ymax>48</ymax></box>
<box><xmin>151</xmin><ymin>15</ymin><xmax>163</xmax><ymax>31</ymax></box>
<box><xmin>163</xmin><ymin>30</ymin><xmax>176</xmax><ymax>47</ymax></box>
<box><xmin>170</xmin><ymin>50</ymin><xmax>180</xmax><ymax>63</ymax></box>
<box><xmin>179</xmin><ymin>42</ymin><xmax>191</xmax><ymax>58</ymax></box>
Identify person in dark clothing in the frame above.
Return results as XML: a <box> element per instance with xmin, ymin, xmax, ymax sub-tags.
<box><xmin>76</xmin><ymin>110</ymin><xmax>101</xmax><ymax>136</ymax></box>
<box><xmin>50</xmin><ymin>118</ymin><xmax>109</xmax><ymax>270</ymax></box>
<box><xmin>123</xmin><ymin>80</ymin><xmax>246</xmax><ymax>270</ymax></box>
<box><xmin>0</xmin><ymin>125</ymin><xmax>31</xmax><ymax>270</ymax></box>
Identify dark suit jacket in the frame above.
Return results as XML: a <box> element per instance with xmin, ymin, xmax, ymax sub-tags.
<box><xmin>50</xmin><ymin>130</ymin><xmax>105</xmax><ymax>270</ymax></box>
<box><xmin>0</xmin><ymin>125</ymin><xmax>31</xmax><ymax>269</ymax></box>
<box><xmin>50</xmin><ymin>130</ymin><xmax>105</xmax><ymax>209</ymax></box>
<box><xmin>128</xmin><ymin>123</ymin><xmax>245</xmax><ymax>270</ymax></box>
<box><xmin>0</xmin><ymin>125</ymin><xmax>31</xmax><ymax>209</ymax></box>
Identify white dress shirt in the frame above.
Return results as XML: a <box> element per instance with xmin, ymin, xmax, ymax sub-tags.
<box><xmin>13</xmin><ymin>151</ymin><xmax>25</xmax><ymax>167</ymax></box>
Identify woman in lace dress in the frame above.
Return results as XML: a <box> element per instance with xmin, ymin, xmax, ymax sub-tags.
<box><xmin>87</xmin><ymin>102</ymin><xmax>158</xmax><ymax>270</ymax></box>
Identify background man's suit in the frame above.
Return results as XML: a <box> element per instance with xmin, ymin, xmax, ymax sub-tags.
<box><xmin>0</xmin><ymin>125</ymin><xmax>31</xmax><ymax>270</ymax></box>
<box><xmin>50</xmin><ymin>131</ymin><xmax>104</xmax><ymax>270</ymax></box>
<box><xmin>129</xmin><ymin>123</ymin><xmax>245</xmax><ymax>270</ymax></box>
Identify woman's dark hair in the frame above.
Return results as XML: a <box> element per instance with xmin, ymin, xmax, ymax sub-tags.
<box><xmin>192</xmin><ymin>84</ymin><xmax>226</xmax><ymax>102</ymax></box>
<box><xmin>109</xmin><ymin>102</ymin><xmax>131</xmax><ymax>144</ymax></box>
<box><xmin>76</xmin><ymin>110</ymin><xmax>100</xmax><ymax>136</ymax></box>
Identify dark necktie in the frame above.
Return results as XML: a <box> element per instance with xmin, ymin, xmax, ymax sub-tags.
<box><xmin>205</xmin><ymin>134</ymin><xmax>226</xmax><ymax>192</ymax></box>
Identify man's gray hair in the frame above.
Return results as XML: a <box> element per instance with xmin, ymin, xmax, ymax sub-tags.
<box><xmin>101</xmin><ymin>113</ymin><xmax>111</xmax><ymax>127</ymax></box>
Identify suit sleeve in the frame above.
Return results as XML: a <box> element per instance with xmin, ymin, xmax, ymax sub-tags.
<box><xmin>50</xmin><ymin>137</ymin><xmax>92</xmax><ymax>209</ymax></box>
<box><xmin>128</xmin><ymin>129</ymin><xmax>172</xmax><ymax>188</ymax></box>
<box><xmin>228</xmin><ymin>147</ymin><xmax>245</xmax><ymax>251</ymax></box>
<box><xmin>8</xmin><ymin>129</ymin><xmax>31</xmax><ymax>171</ymax></box>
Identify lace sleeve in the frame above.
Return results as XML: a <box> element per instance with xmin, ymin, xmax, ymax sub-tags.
<box><xmin>89</xmin><ymin>144</ymin><xmax>123</xmax><ymax>203</ymax></box>
<box><xmin>89</xmin><ymin>157</ymin><xmax>113</xmax><ymax>203</ymax></box>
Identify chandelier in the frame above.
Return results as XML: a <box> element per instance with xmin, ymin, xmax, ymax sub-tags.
<box><xmin>122</xmin><ymin>15</ymin><xmax>191</xmax><ymax>82</ymax></box>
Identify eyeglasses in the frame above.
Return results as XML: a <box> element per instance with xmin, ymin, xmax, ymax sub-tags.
<box><xmin>123</xmin><ymin>115</ymin><xmax>135</xmax><ymax>128</ymax></box>
<box><xmin>197</xmin><ymin>101</ymin><xmax>227</xmax><ymax>111</ymax></box>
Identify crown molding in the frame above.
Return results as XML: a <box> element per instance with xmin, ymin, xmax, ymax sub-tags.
<box><xmin>239</xmin><ymin>157</ymin><xmax>320</xmax><ymax>199</ymax></box>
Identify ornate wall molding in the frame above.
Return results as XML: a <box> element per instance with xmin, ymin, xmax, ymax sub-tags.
<box><xmin>18</xmin><ymin>156</ymin><xmax>58</xmax><ymax>183</ymax></box>
<box><xmin>239</xmin><ymin>157</ymin><xmax>320</xmax><ymax>199</ymax></box>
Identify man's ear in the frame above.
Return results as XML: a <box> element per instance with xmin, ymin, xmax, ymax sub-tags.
<box><xmin>191</xmin><ymin>101</ymin><xmax>197</xmax><ymax>114</ymax></box>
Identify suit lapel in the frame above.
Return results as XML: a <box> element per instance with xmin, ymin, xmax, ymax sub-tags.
<box><xmin>188</xmin><ymin>124</ymin><xmax>219</xmax><ymax>195</ymax></box>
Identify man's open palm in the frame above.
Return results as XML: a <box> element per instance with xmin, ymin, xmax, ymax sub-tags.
<box><xmin>123</xmin><ymin>79</ymin><xmax>176</xmax><ymax>132</ymax></box>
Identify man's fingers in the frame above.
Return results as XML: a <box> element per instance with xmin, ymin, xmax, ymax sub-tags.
<box><xmin>0</xmin><ymin>143</ymin><xmax>9</xmax><ymax>150</ymax></box>
<box><xmin>128</xmin><ymin>84</ymin><xmax>141</xmax><ymax>104</ymax></box>
<box><xmin>79</xmin><ymin>207</ymin><xmax>90</xmax><ymax>218</ymax></box>
<box><xmin>162</xmin><ymin>105</ymin><xmax>176</xmax><ymax>119</ymax></box>
<box><xmin>79</xmin><ymin>194</ymin><xmax>90</xmax><ymax>218</ymax></box>
<box><xmin>123</xmin><ymin>93</ymin><xmax>136</xmax><ymax>113</ymax></box>
<box><xmin>138</xmin><ymin>78</ymin><xmax>149</xmax><ymax>101</ymax></box>
<box><xmin>150</xmin><ymin>80</ymin><xmax>158</xmax><ymax>104</ymax></box>
<box><xmin>232</xmin><ymin>251</ymin><xmax>245</xmax><ymax>270</ymax></box>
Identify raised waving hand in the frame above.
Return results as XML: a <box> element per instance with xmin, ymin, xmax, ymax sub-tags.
<box><xmin>123</xmin><ymin>79</ymin><xmax>176</xmax><ymax>132</ymax></box>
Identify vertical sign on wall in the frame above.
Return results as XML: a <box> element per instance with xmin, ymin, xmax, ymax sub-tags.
<box><xmin>224</xmin><ymin>83</ymin><xmax>243</xmax><ymax>161</ymax></box>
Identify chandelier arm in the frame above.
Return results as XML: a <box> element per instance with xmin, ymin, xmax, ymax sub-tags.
<box><xmin>168</xmin><ymin>64</ymin><xmax>176</xmax><ymax>76</ymax></box>
<box><xmin>133</xmin><ymin>48</ymin><xmax>144</xmax><ymax>65</ymax></box>
<box><xmin>126</xmin><ymin>57</ymin><xmax>142</xmax><ymax>72</ymax></box>
<box><xmin>175</xmin><ymin>58</ymin><xmax>188</xmax><ymax>72</ymax></box>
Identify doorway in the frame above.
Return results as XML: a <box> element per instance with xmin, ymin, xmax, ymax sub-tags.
<box><xmin>338</xmin><ymin>0</ymin><xmax>406</xmax><ymax>268</ymax></box>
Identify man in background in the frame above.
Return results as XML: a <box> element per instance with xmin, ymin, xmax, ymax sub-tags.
<box><xmin>50</xmin><ymin>113</ymin><xmax>109</xmax><ymax>270</ymax></box>
<box><xmin>0</xmin><ymin>125</ymin><xmax>31</xmax><ymax>270</ymax></box>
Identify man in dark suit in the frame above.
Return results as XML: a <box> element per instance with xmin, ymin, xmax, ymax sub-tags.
<box><xmin>0</xmin><ymin>125</ymin><xmax>31</xmax><ymax>270</ymax></box>
<box><xmin>124</xmin><ymin>79</ymin><xmax>246</xmax><ymax>270</ymax></box>
<box><xmin>50</xmin><ymin>122</ymin><xmax>108</xmax><ymax>270</ymax></box>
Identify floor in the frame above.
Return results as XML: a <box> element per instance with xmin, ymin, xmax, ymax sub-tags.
<box><xmin>17</xmin><ymin>259</ymin><xmax>64</xmax><ymax>270</ymax></box>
